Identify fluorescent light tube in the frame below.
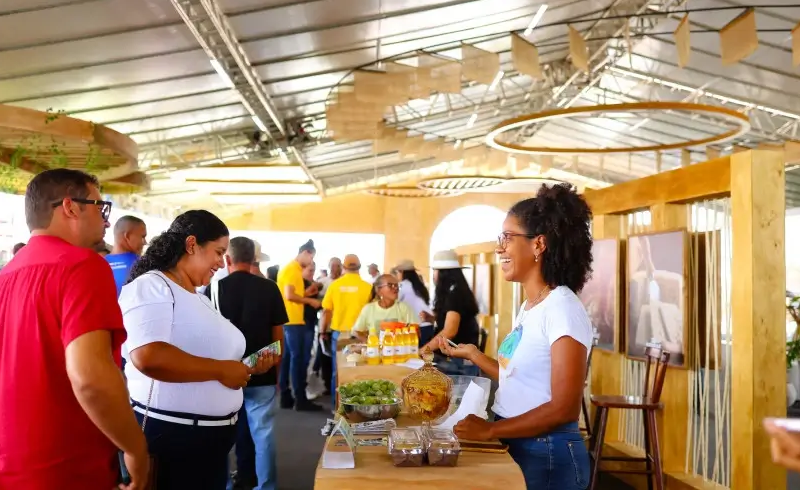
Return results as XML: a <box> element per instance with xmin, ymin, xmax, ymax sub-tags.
<box><xmin>489</xmin><ymin>71</ymin><xmax>505</xmax><ymax>91</ymax></box>
<box><xmin>524</xmin><ymin>4</ymin><xmax>548</xmax><ymax>36</ymax></box>
<box><xmin>466</xmin><ymin>113</ymin><xmax>478</xmax><ymax>128</ymax></box>
<box><xmin>210</xmin><ymin>59</ymin><xmax>234</xmax><ymax>89</ymax></box>
<box><xmin>252</xmin><ymin>116</ymin><xmax>268</xmax><ymax>132</ymax></box>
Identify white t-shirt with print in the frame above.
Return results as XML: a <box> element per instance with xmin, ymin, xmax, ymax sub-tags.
<box><xmin>492</xmin><ymin>286</ymin><xmax>592</xmax><ymax>419</ymax></box>
<box><xmin>120</xmin><ymin>271</ymin><xmax>247</xmax><ymax>417</ymax></box>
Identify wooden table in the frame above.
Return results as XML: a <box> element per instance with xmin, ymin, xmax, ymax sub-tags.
<box><xmin>315</xmin><ymin>348</ymin><xmax>526</xmax><ymax>489</ymax></box>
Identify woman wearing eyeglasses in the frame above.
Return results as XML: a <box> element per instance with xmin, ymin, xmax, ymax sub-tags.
<box><xmin>119</xmin><ymin>210</ymin><xmax>277</xmax><ymax>490</ymax></box>
<box><xmin>352</xmin><ymin>274</ymin><xmax>414</xmax><ymax>339</ymax></box>
<box><xmin>437</xmin><ymin>184</ymin><xmax>593</xmax><ymax>489</ymax></box>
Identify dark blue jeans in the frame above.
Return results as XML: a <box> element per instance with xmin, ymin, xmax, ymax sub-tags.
<box><xmin>330</xmin><ymin>330</ymin><xmax>340</xmax><ymax>407</ymax></box>
<box><xmin>497</xmin><ymin>419</ymin><xmax>590</xmax><ymax>490</ymax></box>
<box><xmin>279</xmin><ymin>324</ymin><xmax>314</xmax><ymax>402</ymax></box>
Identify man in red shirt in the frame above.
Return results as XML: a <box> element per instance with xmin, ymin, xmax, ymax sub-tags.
<box><xmin>0</xmin><ymin>169</ymin><xmax>149</xmax><ymax>490</ymax></box>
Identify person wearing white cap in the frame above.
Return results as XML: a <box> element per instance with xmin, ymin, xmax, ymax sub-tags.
<box><xmin>420</xmin><ymin>249</ymin><xmax>481</xmax><ymax>377</ymax></box>
<box><xmin>393</xmin><ymin>259</ymin><xmax>434</xmax><ymax>347</ymax></box>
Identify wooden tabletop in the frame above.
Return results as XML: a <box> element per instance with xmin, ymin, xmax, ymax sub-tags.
<box><xmin>315</xmin><ymin>350</ymin><xmax>526</xmax><ymax>489</ymax></box>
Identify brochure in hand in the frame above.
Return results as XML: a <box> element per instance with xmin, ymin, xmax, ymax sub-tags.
<box><xmin>242</xmin><ymin>341</ymin><xmax>281</xmax><ymax>368</ymax></box>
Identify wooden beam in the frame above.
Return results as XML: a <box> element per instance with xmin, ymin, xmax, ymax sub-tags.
<box><xmin>730</xmin><ymin>150</ymin><xmax>786</xmax><ymax>489</ymax></box>
<box><xmin>455</xmin><ymin>241</ymin><xmax>497</xmax><ymax>256</ymax></box>
<box><xmin>584</xmin><ymin>156</ymin><xmax>731</xmax><ymax>215</ymax></box>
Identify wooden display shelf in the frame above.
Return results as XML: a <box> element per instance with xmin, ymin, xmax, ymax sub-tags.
<box><xmin>0</xmin><ymin>104</ymin><xmax>146</xmax><ymax>192</ymax></box>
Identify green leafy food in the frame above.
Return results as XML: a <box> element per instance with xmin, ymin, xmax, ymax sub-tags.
<box><xmin>339</xmin><ymin>379</ymin><xmax>399</xmax><ymax>405</ymax></box>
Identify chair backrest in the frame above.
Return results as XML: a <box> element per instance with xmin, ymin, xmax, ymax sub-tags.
<box><xmin>642</xmin><ymin>344</ymin><xmax>670</xmax><ymax>403</ymax></box>
<box><xmin>479</xmin><ymin>327</ymin><xmax>488</xmax><ymax>353</ymax></box>
<box><xmin>584</xmin><ymin>332</ymin><xmax>600</xmax><ymax>382</ymax></box>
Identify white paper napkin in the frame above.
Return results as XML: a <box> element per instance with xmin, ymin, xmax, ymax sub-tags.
<box><xmin>436</xmin><ymin>380</ymin><xmax>488</xmax><ymax>430</ymax></box>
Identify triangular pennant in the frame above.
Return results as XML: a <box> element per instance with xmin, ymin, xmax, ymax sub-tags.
<box><xmin>461</xmin><ymin>44</ymin><xmax>501</xmax><ymax>85</ymax></box>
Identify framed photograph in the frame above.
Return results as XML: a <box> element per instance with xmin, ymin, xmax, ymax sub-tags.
<box><xmin>626</xmin><ymin>229</ymin><xmax>690</xmax><ymax>368</ymax></box>
<box><xmin>474</xmin><ymin>263</ymin><xmax>494</xmax><ymax>316</ymax></box>
<box><xmin>578</xmin><ymin>238</ymin><xmax>621</xmax><ymax>352</ymax></box>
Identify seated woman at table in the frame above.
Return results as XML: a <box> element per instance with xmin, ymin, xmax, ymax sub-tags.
<box><xmin>352</xmin><ymin>274</ymin><xmax>414</xmax><ymax>339</ymax></box>
<box><xmin>438</xmin><ymin>184</ymin><xmax>593</xmax><ymax>490</ymax></box>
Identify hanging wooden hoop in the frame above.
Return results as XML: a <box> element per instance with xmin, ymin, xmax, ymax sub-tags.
<box><xmin>364</xmin><ymin>186</ymin><xmax>464</xmax><ymax>198</ymax></box>
<box><xmin>485</xmin><ymin>102</ymin><xmax>751</xmax><ymax>155</ymax></box>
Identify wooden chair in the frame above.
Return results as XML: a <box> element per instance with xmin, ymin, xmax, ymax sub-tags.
<box><xmin>580</xmin><ymin>333</ymin><xmax>600</xmax><ymax>438</ymax></box>
<box><xmin>588</xmin><ymin>345</ymin><xmax>670</xmax><ymax>490</ymax></box>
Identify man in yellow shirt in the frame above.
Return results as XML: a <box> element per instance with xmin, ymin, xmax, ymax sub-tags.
<box><xmin>319</xmin><ymin>254</ymin><xmax>372</xmax><ymax>406</ymax></box>
<box><xmin>277</xmin><ymin>239</ymin><xmax>321</xmax><ymax>411</ymax></box>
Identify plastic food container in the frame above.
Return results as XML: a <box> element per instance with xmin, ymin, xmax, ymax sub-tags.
<box><xmin>388</xmin><ymin>428</ymin><xmax>425</xmax><ymax>467</ymax></box>
<box><xmin>423</xmin><ymin>427</ymin><xmax>461</xmax><ymax>467</ymax></box>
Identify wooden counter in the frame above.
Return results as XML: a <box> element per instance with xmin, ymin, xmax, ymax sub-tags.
<box><xmin>316</xmin><ymin>346</ymin><xmax>526</xmax><ymax>489</ymax></box>
<box><xmin>314</xmin><ymin>424</ymin><xmax>525</xmax><ymax>490</ymax></box>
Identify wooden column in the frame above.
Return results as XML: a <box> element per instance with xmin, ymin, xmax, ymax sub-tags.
<box><xmin>590</xmin><ymin>214</ymin><xmax>624</xmax><ymax>441</ymax></box>
<box><xmin>730</xmin><ymin>150</ymin><xmax>786</xmax><ymax>490</ymax></box>
<box><xmin>649</xmin><ymin>203</ymin><xmax>692</xmax><ymax>473</ymax></box>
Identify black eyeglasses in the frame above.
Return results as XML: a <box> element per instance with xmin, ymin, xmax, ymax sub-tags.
<box><xmin>497</xmin><ymin>232</ymin><xmax>536</xmax><ymax>248</ymax></box>
<box><xmin>51</xmin><ymin>198</ymin><xmax>113</xmax><ymax>221</ymax></box>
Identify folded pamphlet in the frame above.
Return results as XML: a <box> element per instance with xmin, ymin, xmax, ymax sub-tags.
<box><xmin>242</xmin><ymin>341</ymin><xmax>281</xmax><ymax>368</ymax></box>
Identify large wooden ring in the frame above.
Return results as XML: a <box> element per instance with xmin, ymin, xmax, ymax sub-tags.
<box><xmin>485</xmin><ymin>102</ymin><xmax>751</xmax><ymax>155</ymax></box>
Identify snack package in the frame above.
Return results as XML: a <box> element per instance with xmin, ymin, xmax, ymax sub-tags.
<box><xmin>242</xmin><ymin>341</ymin><xmax>281</xmax><ymax>368</ymax></box>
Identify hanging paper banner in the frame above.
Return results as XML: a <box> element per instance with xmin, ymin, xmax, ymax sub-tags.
<box><xmin>461</xmin><ymin>44</ymin><xmax>501</xmax><ymax>85</ymax></box>
<box><xmin>719</xmin><ymin>8</ymin><xmax>758</xmax><ymax>66</ymax></box>
<box><xmin>568</xmin><ymin>26</ymin><xmax>589</xmax><ymax>72</ymax></box>
<box><xmin>511</xmin><ymin>34</ymin><xmax>543</xmax><ymax>80</ymax></box>
<box><xmin>674</xmin><ymin>15</ymin><xmax>691</xmax><ymax>68</ymax></box>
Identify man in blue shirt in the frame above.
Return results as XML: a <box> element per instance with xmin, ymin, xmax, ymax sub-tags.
<box><xmin>104</xmin><ymin>215</ymin><xmax>147</xmax><ymax>297</ymax></box>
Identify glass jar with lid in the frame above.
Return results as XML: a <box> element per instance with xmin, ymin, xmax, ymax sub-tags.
<box><xmin>401</xmin><ymin>351</ymin><xmax>453</xmax><ymax>429</ymax></box>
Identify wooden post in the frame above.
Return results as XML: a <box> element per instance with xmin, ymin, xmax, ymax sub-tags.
<box><xmin>590</xmin><ymin>214</ymin><xmax>624</xmax><ymax>440</ymax></box>
<box><xmin>730</xmin><ymin>150</ymin><xmax>786</xmax><ymax>489</ymax></box>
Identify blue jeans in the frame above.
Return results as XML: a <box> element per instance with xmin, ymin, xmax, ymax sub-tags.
<box><xmin>279</xmin><ymin>324</ymin><xmax>314</xmax><ymax>402</ymax></box>
<box><xmin>435</xmin><ymin>355</ymin><xmax>480</xmax><ymax>376</ymax></box>
<box><xmin>243</xmin><ymin>385</ymin><xmax>278</xmax><ymax>490</ymax></box>
<box><xmin>497</xmin><ymin>419</ymin><xmax>590</xmax><ymax>490</ymax></box>
<box><xmin>331</xmin><ymin>330</ymin><xmax>340</xmax><ymax>407</ymax></box>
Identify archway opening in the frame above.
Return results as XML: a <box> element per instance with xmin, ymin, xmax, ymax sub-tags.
<box><xmin>429</xmin><ymin>204</ymin><xmax>506</xmax><ymax>283</ymax></box>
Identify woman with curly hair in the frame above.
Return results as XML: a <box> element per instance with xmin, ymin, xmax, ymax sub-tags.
<box><xmin>438</xmin><ymin>183</ymin><xmax>594</xmax><ymax>489</ymax></box>
<box><xmin>120</xmin><ymin>210</ymin><xmax>277</xmax><ymax>490</ymax></box>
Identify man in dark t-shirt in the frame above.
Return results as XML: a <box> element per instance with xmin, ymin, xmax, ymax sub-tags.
<box><xmin>206</xmin><ymin>237</ymin><xmax>287</xmax><ymax>490</ymax></box>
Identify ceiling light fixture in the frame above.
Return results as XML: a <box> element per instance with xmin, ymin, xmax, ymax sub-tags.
<box><xmin>210</xmin><ymin>59</ymin><xmax>235</xmax><ymax>89</ymax></box>
<box><xmin>454</xmin><ymin>139</ymin><xmax>462</xmax><ymax>149</ymax></box>
<box><xmin>489</xmin><ymin>71</ymin><xmax>505</xmax><ymax>91</ymax></box>
<box><xmin>252</xmin><ymin>116</ymin><xmax>268</xmax><ymax>132</ymax></box>
<box><xmin>524</xmin><ymin>4</ymin><xmax>548</xmax><ymax>37</ymax></box>
<box><xmin>467</xmin><ymin>113</ymin><xmax>478</xmax><ymax>128</ymax></box>
<box><xmin>629</xmin><ymin>118</ymin><xmax>649</xmax><ymax>132</ymax></box>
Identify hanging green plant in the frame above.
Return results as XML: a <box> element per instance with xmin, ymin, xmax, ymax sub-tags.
<box><xmin>0</xmin><ymin>106</ymin><xmax>139</xmax><ymax>194</ymax></box>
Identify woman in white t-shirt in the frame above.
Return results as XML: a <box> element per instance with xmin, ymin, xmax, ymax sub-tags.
<box><xmin>393</xmin><ymin>260</ymin><xmax>434</xmax><ymax>345</ymax></box>
<box><xmin>438</xmin><ymin>184</ymin><xmax>593</xmax><ymax>490</ymax></box>
<box><xmin>120</xmin><ymin>210</ymin><xmax>277</xmax><ymax>490</ymax></box>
